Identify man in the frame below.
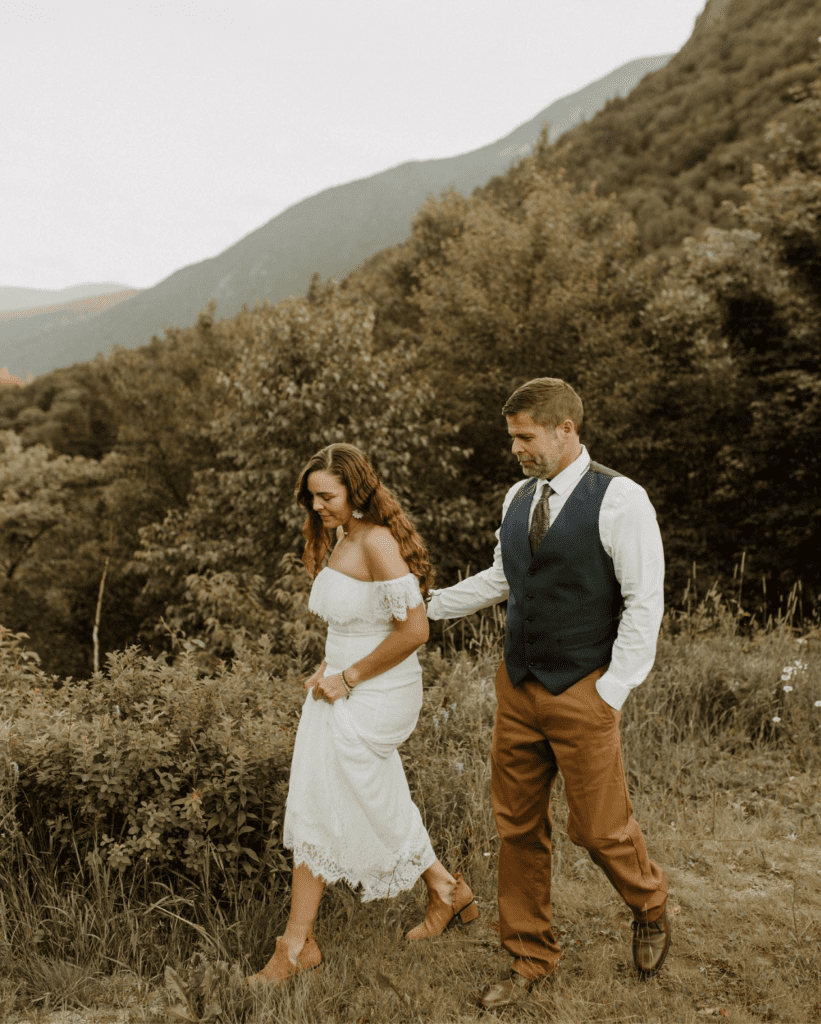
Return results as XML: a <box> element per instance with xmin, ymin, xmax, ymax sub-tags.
<box><xmin>426</xmin><ymin>377</ymin><xmax>669</xmax><ymax>1008</ymax></box>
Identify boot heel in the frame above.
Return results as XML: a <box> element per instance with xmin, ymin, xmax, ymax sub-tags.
<box><xmin>453</xmin><ymin>899</ymin><xmax>479</xmax><ymax>926</ymax></box>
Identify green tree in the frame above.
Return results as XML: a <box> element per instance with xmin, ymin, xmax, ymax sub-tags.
<box><xmin>527</xmin><ymin>0</ymin><xmax>821</xmax><ymax>253</ymax></box>
<box><xmin>405</xmin><ymin>165</ymin><xmax>654</xmax><ymax>570</ymax></box>
<box><xmin>0</xmin><ymin>431</ymin><xmax>112</xmax><ymax>675</ymax></box>
<box><xmin>134</xmin><ymin>286</ymin><xmax>464</xmax><ymax>656</ymax></box>
<box><xmin>625</xmin><ymin>153</ymin><xmax>821</xmax><ymax>603</ymax></box>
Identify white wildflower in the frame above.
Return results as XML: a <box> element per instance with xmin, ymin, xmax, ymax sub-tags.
<box><xmin>783</xmin><ymin>685</ymin><xmax>793</xmax><ymax>693</ymax></box>
<box><xmin>772</xmin><ymin>716</ymin><xmax>781</xmax><ymax>723</ymax></box>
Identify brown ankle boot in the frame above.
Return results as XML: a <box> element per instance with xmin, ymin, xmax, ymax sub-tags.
<box><xmin>406</xmin><ymin>872</ymin><xmax>479</xmax><ymax>939</ymax></box>
<box><xmin>246</xmin><ymin>934</ymin><xmax>322</xmax><ymax>986</ymax></box>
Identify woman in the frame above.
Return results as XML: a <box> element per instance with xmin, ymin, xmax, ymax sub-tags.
<box><xmin>247</xmin><ymin>443</ymin><xmax>477</xmax><ymax>986</ymax></box>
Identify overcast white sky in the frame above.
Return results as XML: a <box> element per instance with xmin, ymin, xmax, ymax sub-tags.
<box><xmin>3</xmin><ymin>0</ymin><xmax>709</xmax><ymax>292</ymax></box>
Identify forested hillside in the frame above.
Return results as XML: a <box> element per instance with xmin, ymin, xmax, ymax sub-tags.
<box><xmin>530</xmin><ymin>0</ymin><xmax>821</xmax><ymax>250</ymax></box>
<box><xmin>1</xmin><ymin>0</ymin><xmax>819</xmax><ymax>678</ymax></box>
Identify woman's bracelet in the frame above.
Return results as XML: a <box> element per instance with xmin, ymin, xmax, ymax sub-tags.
<box><xmin>341</xmin><ymin>669</ymin><xmax>353</xmax><ymax>698</ymax></box>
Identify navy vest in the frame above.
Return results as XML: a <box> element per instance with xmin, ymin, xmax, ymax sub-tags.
<box><xmin>500</xmin><ymin>461</ymin><xmax>622</xmax><ymax>694</ymax></box>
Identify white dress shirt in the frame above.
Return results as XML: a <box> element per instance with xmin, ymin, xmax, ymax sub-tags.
<box><xmin>427</xmin><ymin>447</ymin><xmax>664</xmax><ymax>710</ymax></box>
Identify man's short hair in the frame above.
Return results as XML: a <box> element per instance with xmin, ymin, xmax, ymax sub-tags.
<box><xmin>502</xmin><ymin>377</ymin><xmax>584</xmax><ymax>433</ymax></box>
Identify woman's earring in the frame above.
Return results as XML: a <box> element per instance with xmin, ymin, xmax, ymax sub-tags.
<box><xmin>352</xmin><ymin>509</ymin><xmax>365</xmax><ymax>519</ymax></box>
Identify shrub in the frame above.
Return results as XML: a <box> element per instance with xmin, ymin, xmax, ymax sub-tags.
<box><xmin>2</xmin><ymin>628</ymin><xmax>307</xmax><ymax>899</ymax></box>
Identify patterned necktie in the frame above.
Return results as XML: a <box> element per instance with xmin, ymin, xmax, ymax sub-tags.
<box><xmin>528</xmin><ymin>483</ymin><xmax>553</xmax><ymax>555</ymax></box>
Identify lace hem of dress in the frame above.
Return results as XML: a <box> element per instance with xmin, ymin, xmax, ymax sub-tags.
<box><xmin>289</xmin><ymin>839</ymin><xmax>434</xmax><ymax>901</ymax></box>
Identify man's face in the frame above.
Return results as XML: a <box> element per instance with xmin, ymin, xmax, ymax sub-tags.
<box><xmin>506</xmin><ymin>412</ymin><xmax>570</xmax><ymax>480</ymax></box>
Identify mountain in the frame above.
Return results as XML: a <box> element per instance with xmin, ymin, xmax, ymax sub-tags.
<box><xmin>0</xmin><ymin>290</ymin><xmax>141</xmax><ymax>380</ymax></box>
<box><xmin>2</xmin><ymin>55</ymin><xmax>672</xmax><ymax>380</ymax></box>
<box><xmin>0</xmin><ymin>283</ymin><xmax>135</xmax><ymax>313</ymax></box>
<box><xmin>524</xmin><ymin>0</ymin><xmax>821</xmax><ymax>251</ymax></box>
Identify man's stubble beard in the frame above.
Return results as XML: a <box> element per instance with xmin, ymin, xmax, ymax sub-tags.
<box><xmin>519</xmin><ymin>458</ymin><xmax>552</xmax><ymax>480</ymax></box>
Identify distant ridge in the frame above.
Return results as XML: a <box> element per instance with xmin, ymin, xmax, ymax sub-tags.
<box><xmin>0</xmin><ymin>291</ymin><xmax>141</xmax><ymax>377</ymax></box>
<box><xmin>0</xmin><ymin>282</ymin><xmax>135</xmax><ymax>313</ymax></box>
<box><xmin>2</xmin><ymin>54</ymin><xmax>672</xmax><ymax>379</ymax></box>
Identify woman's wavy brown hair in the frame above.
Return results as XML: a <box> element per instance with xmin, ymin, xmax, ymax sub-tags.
<box><xmin>295</xmin><ymin>443</ymin><xmax>434</xmax><ymax>596</ymax></box>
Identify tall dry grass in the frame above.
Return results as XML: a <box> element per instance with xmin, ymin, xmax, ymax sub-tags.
<box><xmin>1</xmin><ymin>587</ymin><xmax>820</xmax><ymax>1023</ymax></box>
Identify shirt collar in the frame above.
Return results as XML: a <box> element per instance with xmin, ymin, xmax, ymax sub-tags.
<box><xmin>533</xmin><ymin>445</ymin><xmax>590</xmax><ymax>497</ymax></box>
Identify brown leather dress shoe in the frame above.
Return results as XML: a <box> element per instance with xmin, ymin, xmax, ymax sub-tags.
<box><xmin>480</xmin><ymin>971</ymin><xmax>537</xmax><ymax>1009</ymax></box>
<box><xmin>405</xmin><ymin>871</ymin><xmax>479</xmax><ymax>939</ymax></box>
<box><xmin>246</xmin><ymin>934</ymin><xmax>322</xmax><ymax>987</ymax></box>
<box><xmin>632</xmin><ymin>911</ymin><xmax>671</xmax><ymax>978</ymax></box>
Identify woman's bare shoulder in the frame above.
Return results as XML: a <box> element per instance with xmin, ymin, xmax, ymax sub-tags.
<box><xmin>362</xmin><ymin>525</ymin><xmax>408</xmax><ymax>578</ymax></box>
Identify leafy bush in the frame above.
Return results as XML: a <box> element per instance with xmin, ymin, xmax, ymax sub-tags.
<box><xmin>1</xmin><ymin>623</ymin><xmax>506</xmax><ymax>900</ymax></box>
<box><xmin>2</xmin><ymin>626</ymin><xmax>307</xmax><ymax>898</ymax></box>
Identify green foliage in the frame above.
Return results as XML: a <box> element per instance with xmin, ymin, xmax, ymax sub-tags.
<box><xmin>2</xmin><ymin>626</ymin><xmax>302</xmax><ymax>897</ymax></box>
<box><xmin>401</xmin><ymin>648</ymin><xmax>497</xmax><ymax>863</ymax></box>
<box><xmin>0</xmin><ymin>432</ymin><xmax>115</xmax><ymax>676</ymax></box>
<box><xmin>99</xmin><ymin>304</ymin><xmax>238</xmax><ymax>516</ymax></box>
<box><xmin>350</xmin><ymin>168</ymin><xmax>653</xmax><ymax>575</ymax></box>
<box><xmin>626</xmin><ymin>153</ymin><xmax>821</xmax><ymax>598</ymax></box>
<box><xmin>134</xmin><ymin>285</ymin><xmax>466</xmax><ymax>656</ymax></box>
<box><xmin>523</xmin><ymin>0</ymin><xmax>821</xmax><ymax>253</ymax></box>
<box><xmin>0</xmin><ymin>364</ymin><xmax>117</xmax><ymax>460</ymax></box>
<box><xmin>0</xmin><ymin>306</ymin><xmax>246</xmax><ymax>673</ymax></box>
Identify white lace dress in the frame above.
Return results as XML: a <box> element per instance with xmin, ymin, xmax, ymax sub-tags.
<box><xmin>282</xmin><ymin>567</ymin><xmax>436</xmax><ymax>901</ymax></box>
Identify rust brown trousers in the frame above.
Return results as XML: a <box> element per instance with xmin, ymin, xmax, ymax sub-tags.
<box><xmin>491</xmin><ymin>661</ymin><xmax>668</xmax><ymax>980</ymax></box>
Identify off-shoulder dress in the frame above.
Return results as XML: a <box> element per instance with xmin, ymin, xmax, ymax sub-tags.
<box><xmin>282</xmin><ymin>567</ymin><xmax>436</xmax><ymax>901</ymax></box>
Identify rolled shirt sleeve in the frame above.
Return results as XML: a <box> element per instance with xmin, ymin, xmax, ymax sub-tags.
<box><xmin>426</xmin><ymin>558</ymin><xmax>509</xmax><ymax>619</ymax></box>
<box><xmin>426</xmin><ymin>483</ymin><xmax>522</xmax><ymax>620</ymax></box>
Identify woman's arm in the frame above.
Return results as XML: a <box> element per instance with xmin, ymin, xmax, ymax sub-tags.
<box><xmin>312</xmin><ymin>604</ymin><xmax>428</xmax><ymax>703</ymax></box>
<box><xmin>344</xmin><ymin>601</ymin><xmax>429</xmax><ymax>685</ymax></box>
<box><xmin>311</xmin><ymin>527</ymin><xmax>429</xmax><ymax>703</ymax></box>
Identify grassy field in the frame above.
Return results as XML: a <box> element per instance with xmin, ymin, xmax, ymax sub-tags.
<box><xmin>2</xmin><ymin>597</ymin><xmax>820</xmax><ymax>1023</ymax></box>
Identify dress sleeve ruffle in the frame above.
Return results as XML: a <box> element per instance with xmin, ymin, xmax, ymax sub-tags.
<box><xmin>374</xmin><ymin>574</ymin><xmax>424</xmax><ymax>621</ymax></box>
